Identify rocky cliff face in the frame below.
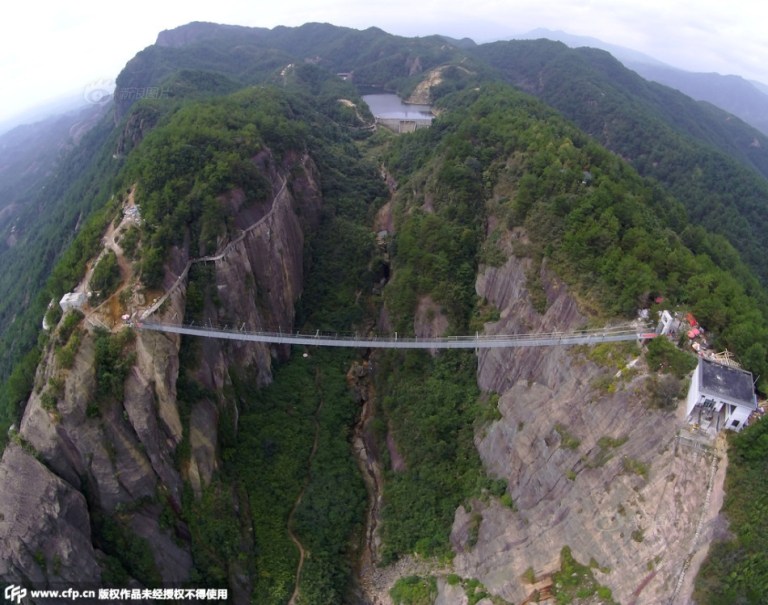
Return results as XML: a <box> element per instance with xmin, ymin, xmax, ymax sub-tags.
<box><xmin>0</xmin><ymin>150</ymin><xmax>322</xmax><ymax>588</ymax></box>
<box><xmin>443</xmin><ymin>247</ymin><xmax>720</xmax><ymax>604</ymax></box>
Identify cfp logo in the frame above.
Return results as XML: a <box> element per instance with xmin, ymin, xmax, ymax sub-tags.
<box><xmin>3</xmin><ymin>585</ymin><xmax>26</xmax><ymax>604</ymax></box>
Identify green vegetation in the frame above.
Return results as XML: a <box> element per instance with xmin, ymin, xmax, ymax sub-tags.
<box><xmin>473</xmin><ymin>40</ymin><xmax>768</xmax><ymax>285</ymax></box>
<box><xmin>0</xmin><ymin>348</ymin><xmax>40</xmax><ymax>443</ymax></box>
<box><xmin>123</xmin><ymin>89</ymin><xmax>283</xmax><ymax>284</ymax></box>
<box><xmin>647</xmin><ymin>374</ymin><xmax>686</xmax><ymax>410</ymax></box>
<box><xmin>555</xmin><ymin>424</ymin><xmax>581</xmax><ymax>450</ymax></box>
<box><xmin>228</xmin><ymin>350</ymin><xmax>366</xmax><ymax>604</ymax></box>
<box><xmin>375</xmin><ymin>79</ymin><xmax>768</xmax><ymax>573</ymax></box>
<box><xmin>0</xmin><ymin>112</ymin><xmax>123</xmax><ymax>400</ymax></box>
<box><xmin>469</xmin><ymin>298</ymin><xmax>501</xmax><ymax>334</ymax></box>
<box><xmin>585</xmin><ymin>435</ymin><xmax>629</xmax><ymax>469</ymax></box>
<box><xmin>390</xmin><ymin>575</ymin><xmax>437</xmax><ymax>605</ymax></box>
<box><xmin>4</xmin><ymin>23</ymin><xmax>768</xmax><ymax>604</ymax></box>
<box><xmin>551</xmin><ymin>546</ymin><xmax>618</xmax><ymax>605</ymax></box>
<box><xmin>56</xmin><ymin>310</ymin><xmax>83</xmax><ymax>345</ymax></box>
<box><xmin>52</xmin><ymin>310</ymin><xmax>85</xmax><ymax>370</ymax></box>
<box><xmin>526</xmin><ymin>257</ymin><xmax>549</xmax><ymax>314</ymax></box>
<box><xmin>377</xmin><ymin>350</ymin><xmax>488</xmax><ymax>563</ymax></box>
<box><xmin>499</xmin><ymin>493</ymin><xmax>516</xmax><ymax>510</ymax></box>
<box><xmin>384</xmin><ymin>209</ymin><xmax>480</xmax><ymax>332</ymax></box>
<box><xmin>523</xmin><ymin>566</ymin><xmax>537</xmax><ymax>584</ymax></box>
<box><xmin>93</xmin><ymin>514</ymin><xmax>162</xmax><ymax>586</ymax></box>
<box><xmin>165</xmin><ymin>74</ymin><xmax>384</xmax><ymax>599</ymax></box>
<box><xmin>118</xmin><ymin>225</ymin><xmax>141</xmax><ymax>259</ymax></box>
<box><xmin>55</xmin><ymin>329</ymin><xmax>81</xmax><ymax>370</ymax></box>
<box><xmin>182</xmin><ymin>481</ymin><xmax>244</xmax><ymax>586</ymax></box>
<box><xmin>159</xmin><ymin>74</ymin><xmax>384</xmax><ymax>601</ymax></box>
<box><xmin>622</xmin><ymin>457</ymin><xmax>650</xmax><ymax>480</ymax></box>
<box><xmin>93</xmin><ymin>328</ymin><xmax>136</xmax><ymax>407</ymax></box>
<box><xmin>117</xmin><ymin>23</ymin><xmax>468</xmax><ymax>113</ymax></box>
<box><xmin>462</xmin><ymin>578</ymin><xmax>498</xmax><ymax>605</ymax></box>
<box><xmin>389</xmin><ymin>83</ymin><xmax>768</xmax><ymax>390</ymax></box>
<box><xmin>597</xmin><ymin>435</ymin><xmax>629</xmax><ymax>450</ymax></box>
<box><xmin>441</xmin><ymin>576</ymin><xmax>511</xmax><ymax>605</ymax></box>
<box><xmin>585</xmin><ymin>341</ymin><xmax>639</xmax><ymax>371</ymax></box>
<box><xmin>43</xmin><ymin>303</ymin><xmax>62</xmax><ymax>329</ymax></box>
<box><xmin>89</xmin><ymin>250</ymin><xmax>121</xmax><ymax>302</ymax></box>
<box><xmin>694</xmin><ymin>419</ymin><xmax>768</xmax><ymax>603</ymax></box>
<box><xmin>645</xmin><ymin>336</ymin><xmax>697</xmax><ymax>378</ymax></box>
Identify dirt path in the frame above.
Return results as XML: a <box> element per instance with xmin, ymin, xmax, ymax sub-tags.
<box><xmin>287</xmin><ymin>369</ymin><xmax>324</xmax><ymax>605</ymax></box>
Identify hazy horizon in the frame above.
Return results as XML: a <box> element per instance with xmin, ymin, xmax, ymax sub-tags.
<box><xmin>2</xmin><ymin>1</ymin><xmax>768</xmax><ymax>126</ymax></box>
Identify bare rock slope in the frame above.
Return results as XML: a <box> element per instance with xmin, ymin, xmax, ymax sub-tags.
<box><xmin>447</xmin><ymin>253</ymin><xmax>720</xmax><ymax>605</ymax></box>
<box><xmin>0</xmin><ymin>151</ymin><xmax>321</xmax><ymax>588</ymax></box>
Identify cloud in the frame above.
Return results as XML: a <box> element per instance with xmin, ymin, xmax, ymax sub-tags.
<box><xmin>1</xmin><ymin>0</ymin><xmax>767</xmax><ymax>122</ymax></box>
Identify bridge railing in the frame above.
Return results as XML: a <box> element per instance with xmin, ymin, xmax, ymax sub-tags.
<box><xmin>137</xmin><ymin>320</ymin><xmax>647</xmax><ymax>348</ymax></box>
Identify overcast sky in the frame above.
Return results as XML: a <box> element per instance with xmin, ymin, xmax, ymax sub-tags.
<box><xmin>1</xmin><ymin>0</ymin><xmax>767</xmax><ymax>125</ymax></box>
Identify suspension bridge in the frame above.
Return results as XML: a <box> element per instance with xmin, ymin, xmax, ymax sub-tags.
<box><xmin>135</xmin><ymin>321</ymin><xmax>656</xmax><ymax>350</ymax></box>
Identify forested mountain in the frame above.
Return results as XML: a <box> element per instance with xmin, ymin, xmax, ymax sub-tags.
<box><xmin>0</xmin><ymin>102</ymin><xmax>108</xmax><ymax>238</ymax></box>
<box><xmin>0</xmin><ymin>108</ymin><xmax>123</xmax><ymax>409</ymax></box>
<box><xmin>1</xmin><ymin>21</ymin><xmax>767</xmax><ymax>605</ymax></box>
<box><xmin>471</xmin><ymin>39</ymin><xmax>768</xmax><ymax>283</ymax></box>
<box><xmin>515</xmin><ymin>27</ymin><xmax>768</xmax><ymax>136</ymax></box>
<box><xmin>626</xmin><ymin>63</ymin><xmax>768</xmax><ymax>136</ymax></box>
<box><xmin>114</xmin><ymin>21</ymin><xmax>468</xmax><ymax>119</ymax></box>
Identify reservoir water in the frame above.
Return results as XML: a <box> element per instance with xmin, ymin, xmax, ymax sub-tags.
<box><xmin>361</xmin><ymin>94</ymin><xmax>433</xmax><ymax>121</ymax></box>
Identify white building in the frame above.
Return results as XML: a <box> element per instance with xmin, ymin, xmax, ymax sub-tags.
<box><xmin>59</xmin><ymin>291</ymin><xmax>86</xmax><ymax>313</ymax></box>
<box><xmin>656</xmin><ymin>310</ymin><xmax>680</xmax><ymax>336</ymax></box>
<box><xmin>685</xmin><ymin>357</ymin><xmax>757</xmax><ymax>432</ymax></box>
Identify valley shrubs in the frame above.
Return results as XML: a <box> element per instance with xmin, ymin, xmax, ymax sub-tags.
<box><xmin>227</xmin><ymin>350</ymin><xmax>366</xmax><ymax>605</ymax></box>
<box><xmin>390</xmin><ymin>575</ymin><xmax>437</xmax><ymax>605</ymax></box>
<box><xmin>647</xmin><ymin>374</ymin><xmax>685</xmax><ymax>410</ymax></box>
<box><xmin>377</xmin><ymin>350</ymin><xmax>486</xmax><ymax>563</ymax></box>
<box><xmin>93</xmin><ymin>514</ymin><xmax>161</xmax><ymax>586</ymax></box>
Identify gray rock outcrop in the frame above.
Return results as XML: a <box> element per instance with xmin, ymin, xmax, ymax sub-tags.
<box><xmin>444</xmin><ymin>253</ymin><xmax>717</xmax><ymax>605</ymax></box>
<box><xmin>0</xmin><ymin>150</ymin><xmax>322</xmax><ymax>589</ymax></box>
<box><xmin>0</xmin><ymin>443</ymin><xmax>101</xmax><ymax>586</ymax></box>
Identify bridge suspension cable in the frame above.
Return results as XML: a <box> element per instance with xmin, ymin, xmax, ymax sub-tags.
<box><xmin>136</xmin><ymin>321</ymin><xmax>653</xmax><ymax>350</ymax></box>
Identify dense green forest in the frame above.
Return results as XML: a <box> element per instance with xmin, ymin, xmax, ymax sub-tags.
<box><xmin>384</xmin><ymin>83</ymin><xmax>768</xmax><ymax>386</ymax></box>
<box><xmin>6</xmin><ymin>23</ymin><xmax>768</xmax><ymax>441</ymax></box>
<box><xmin>377</xmin><ymin>82</ymin><xmax>768</xmax><ymax>600</ymax></box>
<box><xmin>116</xmin><ymin>22</ymin><xmax>467</xmax><ymax>119</ymax></box>
<box><xmin>0</xmin><ymin>115</ymin><xmax>121</xmax><ymax>441</ymax></box>
<box><xmin>3</xmin><ymin>22</ymin><xmax>768</xmax><ymax>603</ymax></box>
<box><xmin>124</xmin><ymin>74</ymin><xmax>387</xmax><ymax>600</ymax></box>
<box><xmin>694</xmin><ymin>418</ymin><xmax>768</xmax><ymax>604</ymax></box>
<box><xmin>181</xmin><ymin>347</ymin><xmax>367</xmax><ymax>603</ymax></box>
<box><xmin>471</xmin><ymin>40</ymin><xmax>768</xmax><ymax>283</ymax></box>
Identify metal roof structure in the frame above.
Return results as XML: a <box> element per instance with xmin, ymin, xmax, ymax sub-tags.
<box><xmin>699</xmin><ymin>357</ymin><xmax>757</xmax><ymax>409</ymax></box>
